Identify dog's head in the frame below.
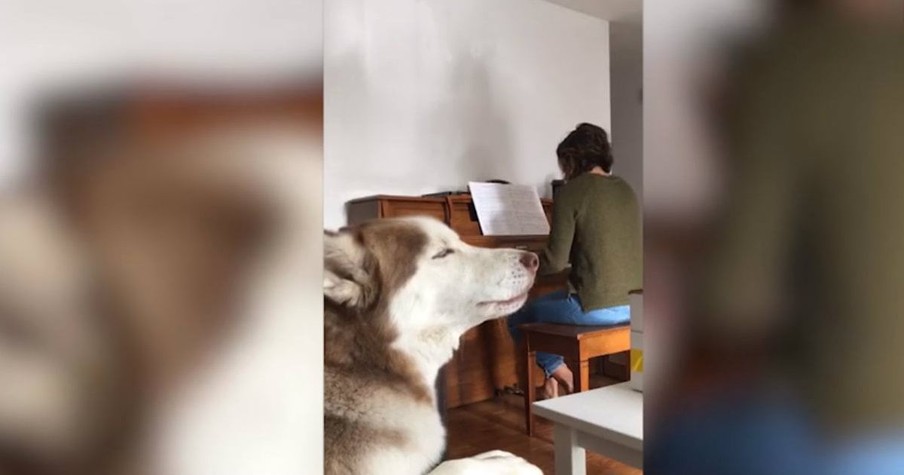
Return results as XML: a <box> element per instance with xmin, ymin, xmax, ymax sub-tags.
<box><xmin>324</xmin><ymin>216</ymin><xmax>537</xmax><ymax>336</ymax></box>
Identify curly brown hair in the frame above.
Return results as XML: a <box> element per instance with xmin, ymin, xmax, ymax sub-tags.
<box><xmin>556</xmin><ymin>123</ymin><xmax>614</xmax><ymax>180</ymax></box>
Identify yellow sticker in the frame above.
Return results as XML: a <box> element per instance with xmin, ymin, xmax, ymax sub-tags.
<box><xmin>630</xmin><ymin>348</ymin><xmax>644</xmax><ymax>373</ymax></box>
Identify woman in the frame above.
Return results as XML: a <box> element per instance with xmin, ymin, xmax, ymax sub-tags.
<box><xmin>508</xmin><ymin>123</ymin><xmax>641</xmax><ymax>398</ymax></box>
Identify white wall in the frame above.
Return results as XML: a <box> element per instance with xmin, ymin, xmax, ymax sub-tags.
<box><xmin>644</xmin><ymin>0</ymin><xmax>767</xmax><ymax>217</ymax></box>
<box><xmin>324</xmin><ymin>0</ymin><xmax>611</xmax><ymax>229</ymax></box>
<box><xmin>545</xmin><ymin>0</ymin><xmax>642</xmax><ymax>23</ymax></box>
<box><xmin>610</xmin><ymin>21</ymin><xmax>643</xmax><ymax>201</ymax></box>
<box><xmin>0</xmin><ymin>0</ymin><xmax>321</xmax><ymax>189</ymax></box>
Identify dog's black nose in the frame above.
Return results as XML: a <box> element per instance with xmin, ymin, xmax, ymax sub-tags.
<box><xmin>520</xmin><ymin>252</ymin><xmax>539</xmax><ymax>271</ymax></box>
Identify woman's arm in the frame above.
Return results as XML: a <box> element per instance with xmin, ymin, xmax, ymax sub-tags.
<box><xmin>539</xmin><ymin>194</ymin><xmax>576</xmax><ymax>275</ymax></box>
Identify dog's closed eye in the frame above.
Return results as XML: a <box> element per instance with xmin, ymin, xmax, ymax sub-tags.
<box><xmin>432</xmin><ymin>249</ymin><xmax>454</xmax><ymax>259</ymax></box>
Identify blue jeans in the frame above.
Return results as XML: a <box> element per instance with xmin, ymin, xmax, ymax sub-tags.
<box><xmin>647</xmin><ymin>393</ymin><xmax>824</xmax><ymax>475</ymax></box>
<box><xmin>507</xmin><ymin>290</ymin><xmax>630</xmax><ymax>378</ymax></box>
<box><xmin>647</xmin><ymin>391</ymin><xmax>904</xmax><ymax>475</ymax></box>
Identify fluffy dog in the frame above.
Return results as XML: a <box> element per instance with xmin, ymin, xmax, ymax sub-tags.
<box><xmin>324</xmin><ymin>216</ymin><xmax>542</xmax><ymax>475</ymax></box>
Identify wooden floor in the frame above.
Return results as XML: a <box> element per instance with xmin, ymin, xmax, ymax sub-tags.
<box><xmin>445</xmin><ymin>376</ymin><xmax>641</xmax><ymax>475</ymax></box>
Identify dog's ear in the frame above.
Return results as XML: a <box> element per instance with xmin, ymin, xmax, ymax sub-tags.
<box><xmin>323</xmin><ymin>230</ymin><xmax>377</xmax><ymax>308</ymax></box>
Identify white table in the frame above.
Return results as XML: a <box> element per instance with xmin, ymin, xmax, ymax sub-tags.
<box><xmin>533</xmin><ymin>382</ymin><xmax>642</xmax><ymax>474</ymax></box>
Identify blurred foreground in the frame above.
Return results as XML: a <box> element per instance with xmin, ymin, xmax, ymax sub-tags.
<box><xmin>0</xmin><ymin>84</ymin><xmax>324</xmax><ymax>475</ymax></box>
<box><xmin>646</xmin><ymin>1</ymin><xmax>904</xmax><ymax>473</ymax></box>
<box><xmin>0</xmin><ymin>1</ymin><xmax>324</xmax><ymax>473</ymax></box>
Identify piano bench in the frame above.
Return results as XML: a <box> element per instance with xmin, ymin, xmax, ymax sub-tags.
<box><xmin>519</xmin><ymin>323</ymin><xmax>631</xmax><ymax>436</ymax></box>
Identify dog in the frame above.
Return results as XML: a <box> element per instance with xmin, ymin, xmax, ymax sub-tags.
<box><xmin>324</xmin><ymin>216</ymin><xmax>543</xmax><ymax>475</ymax></box>
<box><xmin>0</xmin><ymin>121</ymin><xmax>325</xmax><ymax>475</ymax></box>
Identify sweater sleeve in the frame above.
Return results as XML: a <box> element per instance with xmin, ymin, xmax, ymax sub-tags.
<box><xmin>539</xmin><ymin>193</ymin><xmax>576</xmax><ymax>275</ymax></box>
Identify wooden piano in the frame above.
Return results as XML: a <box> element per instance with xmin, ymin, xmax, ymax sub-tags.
<box><xmin>347</xmin><ymin>194</ymin><xmax>568</xmax><ymax>408</ymax></box>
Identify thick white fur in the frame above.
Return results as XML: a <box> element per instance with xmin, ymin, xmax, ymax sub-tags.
<box><xmin>330</xmin><ymin>217</ymin><xmax>540</xmax><ymax>475</ymax></box>
<box><xmin>432</xmin><ymin>451</ymin><xmax>542</xmax><ymax>475</ymax></box>
<box><xmin>149</xmin><ymin>128</ymin><xmax>326</xmax><ymax>475</ymax></box>
<box><xmin>323</xmin><ymin>231</ymin><xmax>372</xmax><ymax>307</ymax></box>
<box><xmin>0</xmin><ymin>194</ymin><xmax>106</xmax><ymax>459</ymax></box>
<box><xmin>387</xmin><ymin>217</ymin><xmax>535</xmax><ymax>396</ymax></box>
<box><xmin>0</xmin><ymin>127</ymin><xmax>326</xmax><ymax>474</ymax></box>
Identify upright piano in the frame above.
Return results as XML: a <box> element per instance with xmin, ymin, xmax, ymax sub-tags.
<box><xmin>347</xmin><ymin>194</ymin><xmax>567</xmax><ymax>408</ymax></box>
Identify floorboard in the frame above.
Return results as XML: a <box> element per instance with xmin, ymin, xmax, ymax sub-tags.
<box><xmin>445</xmin><ymin>376</ymin><xmax>642</xmax><ymax>475</ymax></box>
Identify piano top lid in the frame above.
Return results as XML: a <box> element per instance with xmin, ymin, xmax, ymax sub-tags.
<box><xmin>347</xmin><ymin>194</ymin><xmax>553</xmax><ymax>205</ymax></box>
<box><xmin>346</xmin><ymin>194</ymin><xmax>446</xmax><ymax>204</ymax></box>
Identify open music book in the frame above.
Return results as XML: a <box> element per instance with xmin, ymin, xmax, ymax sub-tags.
<box><xmin>468</xmin><ymin>182</ymin><xmax>550</xmax><ymax>236</ymax></box>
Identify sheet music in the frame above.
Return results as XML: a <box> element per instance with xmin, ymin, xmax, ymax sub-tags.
<box><xmin>468</xmin><ymin>182</ymin><xmax>550</xmax><ymax>236</ymax></box>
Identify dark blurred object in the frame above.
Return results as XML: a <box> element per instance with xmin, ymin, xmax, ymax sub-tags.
<box><xmin>647</xmin><ymin>2</ymin><xmax>904</xmax><ymax>474</ymax></box>
<box><xmin>551</xmin><ymin>179</ymin><xmax>565</xmax><ymax>201</ymax></box>
<box><xmin>422</xmin><ymin>191</ymin><xmax>468</xmax><ymax>197</ymax></box>
<box><xmin>421</xmin><ymin>179</ymin><xmax>509</xmax><ymax>198</ymax></box>
<box><xmin>0</xmin><ymin>82</ymin><xmax>321</xmax><ymax>475</ymax></box>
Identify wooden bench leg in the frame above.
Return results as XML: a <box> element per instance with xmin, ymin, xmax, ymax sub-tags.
<box><xmin>570</xmin><ymin>358</ymin><xmax>591</xmax><ymax>393</ymax></box>
<box><xmin>524</xmin><ymin>345</ymin><xmax>537</xmax><ymax>436</ymax></box>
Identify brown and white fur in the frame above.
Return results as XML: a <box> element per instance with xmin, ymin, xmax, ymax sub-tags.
<box><xmin>0</xmin><ymin>125</ymin><xmax>325</xmax><ymax>475</ymax></box>
<box><xmin>324</xmin><ymin>216</ymin><xmax>542</xmax><ymax>475</ymax></box>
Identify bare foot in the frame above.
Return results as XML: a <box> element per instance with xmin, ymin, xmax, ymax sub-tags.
<box><xmin>550</xmin><ymin>364</ymin><xmax>574</xmax><ymax>394</ymax></box>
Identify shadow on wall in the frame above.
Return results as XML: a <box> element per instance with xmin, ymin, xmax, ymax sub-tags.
<box><xmin>332</xmin><ymin>44</ymin><xmax>521</xmax><ymax>225</ymax></box>
<box><xmin>427</xmin><ymin>54</ymin><xmax>516</xmax><ymax>189</ymax></box>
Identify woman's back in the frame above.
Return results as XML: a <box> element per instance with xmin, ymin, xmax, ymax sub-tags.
<box><xmin>541</xmin><ymin>173</ymin><xmax>642</xmax><ymax>311</ymax></box>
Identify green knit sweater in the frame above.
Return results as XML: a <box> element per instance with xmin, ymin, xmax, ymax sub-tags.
<box><xmin>539</xmin><ymin>173</ymin><xmax>642</xmax><ymax>311</ymax></box>
<box><xmin>696</xmin><ymin>17</ymin><xmax>904</xmax><ymax>431</ymax></box>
